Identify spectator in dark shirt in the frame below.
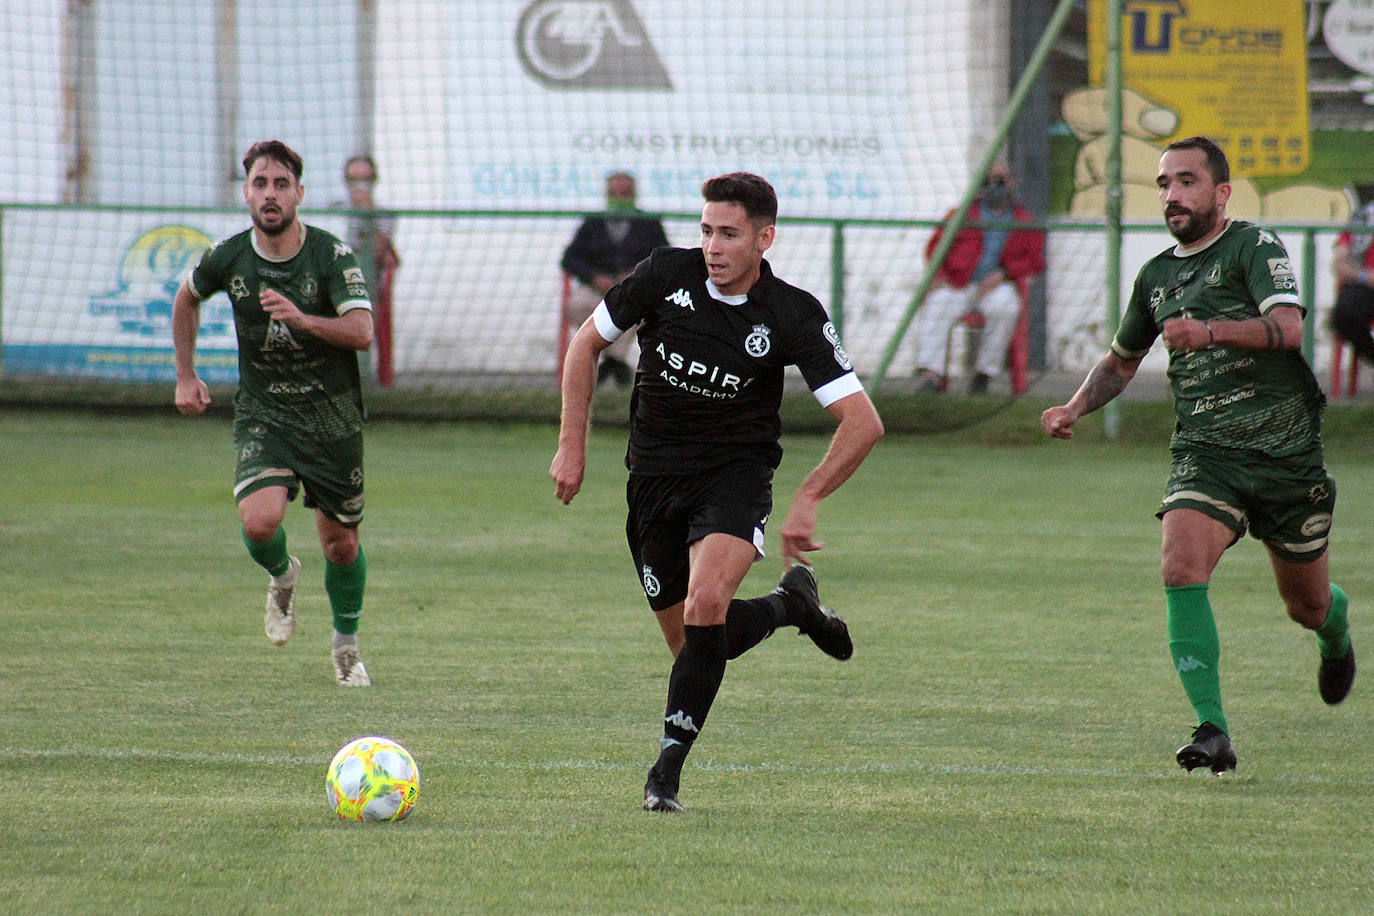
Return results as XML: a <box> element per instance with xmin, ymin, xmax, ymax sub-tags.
<box><xmin>560</xmin><ymin>171</ymin><xmax>669</xmax><ymax>387</ymax></box>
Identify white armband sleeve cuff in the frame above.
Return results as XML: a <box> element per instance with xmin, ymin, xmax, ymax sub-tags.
<box><xmin>813</xmin><ymin>372</ymin><xmax>864</xmax><ymax>408</ymax></box>
<box><xmin>592</xmin><ymin>302</ymin><xmax>627</xmax><ymax>343</ymax></box>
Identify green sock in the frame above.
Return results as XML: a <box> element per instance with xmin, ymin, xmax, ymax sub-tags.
<box><xmin>1316</xmin><ymin>583</ymin><xmax>1351</xmax><ymax>660</ymax></box>
<box><xmin>243</xmin><ymin>527</ymin><xmax>291</xmax><ymax>578</ymax></box>
<box><xmin>1165</xmin><ymin>584</ymin><xmax>1227</xmax><ymax>734</ymax></box>
<box><xmin>325</xmin><ymin>548</ymin><xmax>366</xmax><ymax>636</ymax></box>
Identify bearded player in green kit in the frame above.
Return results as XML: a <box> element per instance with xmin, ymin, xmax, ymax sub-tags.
<box><xmin>1042</xmin><ymin>137</ymin><xmax>1354</xmax><ymax>773</ymax></box>
<box><xmin>173</xmin><ymin>140</ymin><xmax>375</xmax><ymax>686</ymax></box>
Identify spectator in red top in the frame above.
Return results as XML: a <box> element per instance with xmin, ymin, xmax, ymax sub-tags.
<box><xmin>913</xmin><ymin>162</ymin><xmax>1045</xmax><ymax>394</ymax></box>
<box><xmin>1331</xmin><ymin>201</ymin><xmax>1374</xmax><ymax>368</ymax></box>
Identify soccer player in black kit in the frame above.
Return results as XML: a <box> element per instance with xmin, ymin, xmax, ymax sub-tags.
<box><xmin>551</xmin><ymin>172</ymin><xmax>884</xmax><ymax>812</ymax></box>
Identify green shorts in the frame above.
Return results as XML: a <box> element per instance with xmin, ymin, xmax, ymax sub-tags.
<box><xmin>232</xmin><ymin>416</ymin><xmax>365</xmax><ymax>527</ymax></box>
<box><xmin>1157</xmin><ymin>445</ymin><xmax>1334</xmax><ymax>563</ymax></box>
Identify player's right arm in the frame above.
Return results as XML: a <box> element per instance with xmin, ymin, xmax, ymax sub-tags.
<box><xmin>172</xmin><ymin>280</ymin><xmax>212</xmax><ymax>416</ymax></box>
<box><xmin>550</xmin><ymin>318</ymin><xmax>614</xmax><ymax>504</ymax></box>
<box><xmin>1041</xmin><ymin>350</ymin><xmax>1141</xmax><ymax>439</ymax></box>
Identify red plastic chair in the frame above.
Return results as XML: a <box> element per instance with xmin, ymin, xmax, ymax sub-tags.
<box><xmin>1329</xmin><ymin>325</ymin><xmax>1368</xmax><ymax>400</ymax></box>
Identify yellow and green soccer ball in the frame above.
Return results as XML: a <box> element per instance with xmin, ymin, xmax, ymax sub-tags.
<box><xmin>326</xmin><ymin>736</ymin><xmax>419</xmax><ymax>822</ymax></box>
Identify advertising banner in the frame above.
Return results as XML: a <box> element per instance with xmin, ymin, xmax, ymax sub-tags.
<box><xmin>1088</xmin><ymin>0</ymin><xmax>1310</xmax><ymax>177</ymax></box>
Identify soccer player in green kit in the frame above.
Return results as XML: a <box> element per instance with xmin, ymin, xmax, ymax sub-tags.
<box><xmin>1042</xmin><ymin>136</ymin><xmax>1354</xmax><ymax>773</ymax></box>
<box><xmin>173</xmin><ymin>140</ymin><xmax>375</xmax><ymax>686</ymax></box>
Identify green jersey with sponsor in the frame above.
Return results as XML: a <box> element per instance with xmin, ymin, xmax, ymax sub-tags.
<box><xmin>1113</xmin><ymin>219</ymin><xmax>1323</xmax><ymax>457</ymax></box>
<box><xmin>189</xmin><ymin>225</ymin><xmax>372</xmax><ymax>440</ymax></box>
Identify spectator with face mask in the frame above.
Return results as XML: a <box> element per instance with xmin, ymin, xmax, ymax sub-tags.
<box><xmin>560</xmin><ymin>171</ymin><xmax>670</xmax><ymax>387</ymax></box>
<box><xmin>912</xmin><ymin>161</ymin><xmax>1045</xmax><ymax>395</ymax></box>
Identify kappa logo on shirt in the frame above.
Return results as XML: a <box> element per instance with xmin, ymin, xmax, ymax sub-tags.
<box><xmin>665</xmin><ymin>288</ymin><xmax>694</xmax><ymax>311</ymax></box>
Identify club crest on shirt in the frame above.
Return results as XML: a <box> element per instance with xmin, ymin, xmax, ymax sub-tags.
<box><xmin>745</xmin><ymin>324</ymin><xmax>772</xmax><ymax>357</ymax></box>
<box><xmin>1149</xmin><ymin>287</ymin><xmax>1165</xmax><ymax>313</ymax></box>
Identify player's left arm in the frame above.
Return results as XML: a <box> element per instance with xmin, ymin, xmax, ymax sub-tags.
<box><xmin>1161</xmin><ymin>231</ymin><xmax>1303</xmax><ymax>353</ymax></box>
<box><xmin>779</xmin><ymin>390</ymin><xmax>884</xmax><ymax>566</ymax></box>
<box><xmin>260</xmin><ymin>289</ymin><xmax>374</xmax><ymax>350</ymax></box>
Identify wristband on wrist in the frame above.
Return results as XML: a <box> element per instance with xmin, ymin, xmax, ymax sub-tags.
<box><xmin>1204</xmin><ymin>322</ymin><xmax>1214</xmax><ymax>346</ymax></box>
<box><xmin>1360</xmin><ymin>269</ymin><xmax>1368</xmax><ymax>285</ymax></box>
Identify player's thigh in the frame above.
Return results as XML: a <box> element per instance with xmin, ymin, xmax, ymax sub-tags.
<box><xmin>233</xmin><ymin>418</ymin><xmax>298</xmax><ymax>537</ymax></box>
<box><xmin>1248</xmin><ymin>454</ymin><xmax>1335</xmax><ymax>565</ymax></box>
<box><xmin>627</xmin><ymin>474</ymin><xmax>692</xmax><ymax>612</ymax></box>
<box><xmin>1157</xmin><ymin>449</ymin><xmax>1247</xmax><ymax>585</ymax></box>
<box><xmin>237</xmin><ymin>486</ymin><xmax>290</xmax><ymax>540</ymax></box>
<box><xmin>684</xmin><ymin>532</ymin><xmax>759</xmax><ymax>626</ymax></box>
<box><xmin>1159</xmin><ymin>508</ymin><xmax>1234</xmax><ymax>586</ymax></box>
<box><xmin>298</xmin><ymin>431</ymin><xmax>366</xmax><ymax>529</ymax></box>
<box><xmin>626</xmin><ymin>462</ymin><xmax>773</xmax><ymax>613</ymax></box>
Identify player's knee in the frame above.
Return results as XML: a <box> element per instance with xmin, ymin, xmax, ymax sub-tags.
<box><xmin>1160</xmin><ymin>554</ymin><xmax>1209</xmax><ymax>588</ymax></box>
<box><xmin>1284</xmin><ymin>593</ymin><xmax>1329</xmax><ymax>630</ymax></box>
<box><xmin>320</xmin><ymin>531</ymin><xmax>360</xmax><ymax>566</ymax></box>
<box><xmin>239</xmin><ymin>511</ymin><xmax>281</xmax><ymax>544</ymax></box>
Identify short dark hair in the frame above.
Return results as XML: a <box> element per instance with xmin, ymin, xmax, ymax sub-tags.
<box><xmin>242</xmin><ymin>140</ymin><xmax>304</xmax><ymax>181</ymax></box>
<box><xmin>1165</xmin><ymin>136</ymin><xmax>1230</xmax><ymax>184</ymax></box>
<box><xmin>701</xmin><ymin>172</ymin><xmax>778</xmax><ymax>226</ymax></box>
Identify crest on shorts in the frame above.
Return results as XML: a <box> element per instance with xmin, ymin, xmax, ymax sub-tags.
<box><xmin>641</xmin><ymin>565</ymin><xmax>660</xmax><ymax>597</ymax></box>
<box><xmin>745</xmin><ymin>324</ymin><xmax>772</xmax><ymax>357</ymax></box>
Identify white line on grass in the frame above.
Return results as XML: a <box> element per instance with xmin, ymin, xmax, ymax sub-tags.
<box><xmin>9</xmin><ymin>745</ymin><xmax>1374</xmax><ymax>788</ymax></box>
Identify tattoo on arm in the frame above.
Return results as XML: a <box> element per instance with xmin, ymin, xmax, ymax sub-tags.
<box><xmin>1259</xmin><ymin>315</ymin><xmax>1281</xmax><ymax>350</ymax></box>
<box><xmin>1075</xmin><ymin>360</ymin><xmax>1130</xmax><ymax>415</ymax></box>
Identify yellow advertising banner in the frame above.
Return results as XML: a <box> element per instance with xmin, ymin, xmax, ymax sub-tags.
<box><xmin>1089</xmin><ymin>0</ymin><xmax>1309</xmax><ymax>177</ymax></box>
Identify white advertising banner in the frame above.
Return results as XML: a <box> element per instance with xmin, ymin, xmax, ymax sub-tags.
<box><xmin>383</xmin><ymin>0</ymin><xmax>956</xmax><ymax>218</ymax></box>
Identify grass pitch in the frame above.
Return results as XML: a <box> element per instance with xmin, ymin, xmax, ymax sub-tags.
<box><xmin>2</xmin><ymin>406</ymin><xmax>1372</xmax><ymax>913</ymax></box>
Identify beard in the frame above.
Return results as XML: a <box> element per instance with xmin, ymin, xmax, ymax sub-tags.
<box><xmin>251</xmin><ymin>207</ymin><xmax>294</xmax><ymax>237</ymax></box>
<box><xmin>1165</xmin><ymin>204</ymin><xmax>1218</xmax><ymax>245</ymax></box>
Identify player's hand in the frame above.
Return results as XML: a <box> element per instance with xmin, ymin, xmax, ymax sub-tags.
<box><xmin>175</xmin><ymin>375</ymin><xmax>212</xmax><ymax>416</ymax></box>
<box><xmin>260</xmin><ymin>288</ymin><xmax>306</xmax><ymax>329</ymax></box>
<box><xmin>780</xmin><ymin>496</ymin><xmax>823</xmax><ymax>567</ymax></box>
<box><xmin>1041</xmin><ymin>405</ymin><xmax>1077</xmax><ymax>439</ymax></box>
<box><xmin>1160</xmin><ymin>316</ymin><xmax>1210</xmax><ymax>352</ymax></box>
<box><xmin>550</xmin><ymin>446</ymin><xmax>585</xmax><ymax>505</ymax></box>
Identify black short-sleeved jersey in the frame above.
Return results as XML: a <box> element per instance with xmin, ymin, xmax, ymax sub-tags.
<box><xmin>597</xmin><ymin>247</ymin><xmax>863</xmax><ymax>474</ymax></box>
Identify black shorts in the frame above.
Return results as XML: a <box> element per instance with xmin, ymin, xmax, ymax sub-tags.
<box><xmin>625</xmin><ymin>460</ymin><xmax>774</xmax><ymax>612</ymax></box>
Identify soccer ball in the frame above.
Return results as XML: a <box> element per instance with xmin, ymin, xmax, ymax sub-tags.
<box><xmin>325</xmin><ymin>736</ymin><xmax>420</xmax><ymax>822</ymax></box>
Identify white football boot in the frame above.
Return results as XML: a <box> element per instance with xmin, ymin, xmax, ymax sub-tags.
<box><xmin>264</xmin><ymin>556</ymin><xmax>301</xmax><ymax>646</ymax></box>
<box><xmin>332</xmin><ymin>644</ymin><xmax>371</xmax><ymax>687</ymax></box>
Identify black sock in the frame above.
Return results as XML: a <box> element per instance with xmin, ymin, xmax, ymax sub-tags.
<box><xmin>657</xmin><ymin>624</ymin><xmax>727</xmax><ymax>780</ymax></box>
<box><xmin>724</xmin><ymin>594</ymin><xmax>788</xmax><ymax>659</ymax></box>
